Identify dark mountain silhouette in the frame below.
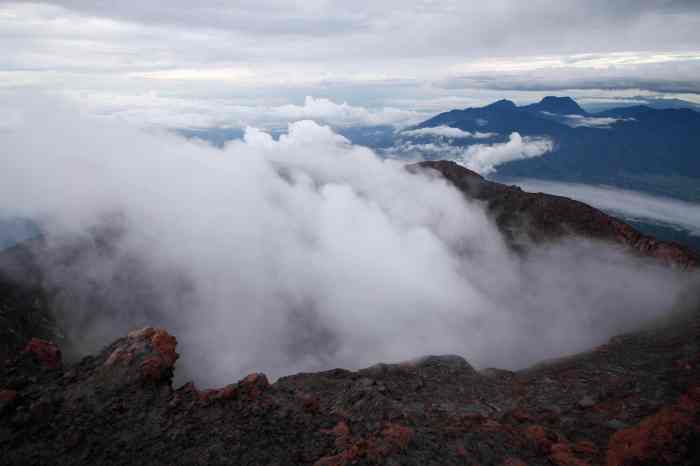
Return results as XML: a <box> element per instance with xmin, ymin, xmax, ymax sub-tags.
<box><xmin>413</xmin><ymin>96</ymin><xmax>700</xmax><ymax>202</ymax></box>
<box><xmin>417</xmin><ymin>98</ymin><xmax>572</xmax><ymax>137</ymax></box>
<box><xmin>521</xmin><ymin>96</ymin><xmax>587</xmax><ymax>115</ymax></box>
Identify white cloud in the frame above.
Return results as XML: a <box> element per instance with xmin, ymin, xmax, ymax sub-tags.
<box><xmin>391</xmin><ymin>133</ymin><xmax>553</xmax><ymax>175</ymax></box>
<box><xmin>0</xmin><ymin>2</ymin><xmax>699</xmax><ymax>128</ymax></box>
<box><xmin>461</xmin><ymin>133</ymin><xmax>553</xmax><ymax>174</ymax></box>
<box><xmin>511</xmin><ymin>179</ymin><xmax>700</xmax><ymax>236</ymax></box>
<box><xmin>543</xmin><ymin>112</ymin><xmax>634</xmax><ymax>128</ymax></box>
<box><xmin>268</xmin><ymin>96</ymin><xmax>424</xmax><ymax>128</ymax></box>
<box><xmin>564</xmin><ymin>115</ymin><xmax>631</xmax><ymax>128</ymax></box>
<box><xmin>47</xmin><ymin>93</ymin><xmax>427</xmax><ymax>129</ymax></box>
<box><xmin>400</xmin><ymin>125</ymin><xmax>497</xmax><ymax>139</ymax></box>
<box><xmin>0</xmin><ymin>95</ymin><xmax>691</xmax><ymax>385</ymax></box>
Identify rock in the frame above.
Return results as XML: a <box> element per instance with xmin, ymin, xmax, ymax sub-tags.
<box><xmin>412</xmin><ymin>160</ymin><xmax>699</xmax><ymax>268</ymax></box>
<box><xmin>414</xmin><ymin>354</ymin><xmax>476</xmax><ymax>373</ymax></box>
<box><xmin>606</xmin><ymin>419</ymin><xmax>628</xmax><ymax>430</ymax></box>
<box><xmin>23</xmin><ymin>338</ymin><xmax>61</xmax><ymax>370</ymax></box>
<box><xmin>606</xmin><ymin>387</ymin><xmax>700</xmax><ymax>466</ymax></box>
<box><xmin>0</xmin><ymin>389</ymin><xmax>18</xmax><ymax>415</ymax></box>
<box><xmin>1</xmin><ymin>313</ymin><xmax>700</xmax><ymax>465</ymax></box>
<box><xmin>578</xmin><ymin>395</ymin><xmax>596</xmax><ymax>409</ymax></box>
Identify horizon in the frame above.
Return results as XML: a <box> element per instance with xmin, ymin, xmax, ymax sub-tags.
<box><xmin>2</xmin><ymin>1</ymin><xmax>700</xmax><ymax>130</ymax></box>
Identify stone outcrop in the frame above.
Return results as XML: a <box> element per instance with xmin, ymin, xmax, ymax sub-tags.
<box><xmin>1</xmin><ymin>301</ymin><xmax>699</xmax><ymax>465</ymax></box>
<box><xmin>411</xmin><ymin>160</ymin><xmax>699</xmax><ymax>268</ymax></box>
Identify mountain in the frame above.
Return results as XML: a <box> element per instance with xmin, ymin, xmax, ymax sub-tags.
<box><xmin>413</xmin><ymin>96</ymin><xmax>700</xmax><ymax>203</ymax></box>
<box><xmin>582</xmin><ymin>98</ymin><xmax>700</xmax><ymax>114</ymax></box>
<box><xmin>1</xmin><ymin>161</ymin><xmax>699</xmax><ymax>465</ymax></box>
<box><xmin>412</xmin><ymin>161</ymin><xmax>698</xmax><ymax>265</ymax></box>
<box><xmin>521</xmin><ymin>96</ymin><xmax>587</xmax><ymax>115</ymax></box>
<box><xmin>416</xmin><ymin>98</ymin><xmax>572</xmax><ymax>137</ymax></box>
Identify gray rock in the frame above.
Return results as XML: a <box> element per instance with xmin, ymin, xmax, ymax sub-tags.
<box><xmin>578</xmin><ymin>395</ymin><xmax>596</xmax><ymax>408</ymax></box>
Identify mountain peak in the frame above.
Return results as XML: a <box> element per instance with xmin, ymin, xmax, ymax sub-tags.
<box><xmin>483</xmin><ymin>99</ymin><xmax>517</xmax><ymax>111</ymax></box>
<box><xmin>523</xmin><ymin>96</ymin><xmax>587</xmax><ymax>115</ymax></box>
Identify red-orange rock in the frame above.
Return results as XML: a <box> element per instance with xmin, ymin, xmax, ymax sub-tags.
<box><xmin>23</xmin><ymin>338</ymin><xmax>61</xmax><ymax>369</ymax></box>
<box><xmin>326</xmin><ymin>421</ymin><xmax>351</xmax><ymax>449</ymax></box>
<box><xmin>502</xmin><ymin>457</ymin><xmax>527</xmax><ymax>466</ymax></box>
<box><xmin>0</xmin><ymin>390</ymin><xmax>17</xmax><ymax>402</ymax></box>
<box><xmin>511</xmin><ymin>408</ymin><xmax>533</xmax><ymax>422</ymax></box>
<box><xmin>381</xmin><ymin>423</ymin><xmax>414</xmax><ymax>450</ymax></box>
<box><xmin>524</xmin><ymin>425</ymin><xmax>552</xmax><ymax>451</ymax></box>
<box><xmin>197</xmin><ymin>385</ymin><xmax>238</xmax><ymax>402</ymax></box>
<box><xmin>150</xmin><ymin>330</ymin><xmax>178</xmax><ymax>367</ymax></box>
<box><xmin>238</xmin><ymin>372</ymin><xmax>269</xmax><ymax>400</ymax></box>
<box><xmin>550</xmin><ymin>443</ymin><xmax>590</xmax><ymax>466</ymax></box>
<box><xmin>141</xmin><ymin>356</ymin><xmax>165</xmax><ymax>381</ymax></box>
<box><xmin>574</xmin><ymin>440</ymin><xmax>598</xmax><ymax>455</ymax></box>
<box><xmin>302</xmin><ymin>394</ymin><xmax>320</xmax><ymax>414</ymax></box>
<box><xmin>606</xmin><ymin>386</ymin><xmax>700</xmax><ymax>466</ymax></box>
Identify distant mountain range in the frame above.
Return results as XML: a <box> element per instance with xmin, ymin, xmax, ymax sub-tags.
<box><xmin>415</xmin><ymin>96</ymin><xmax>700</xmax><ymax>203</ymax></box>
<box><xmin>176</xmin><ymin>97</ymin><xmax>700</xmax><ymax>206</ymax></box>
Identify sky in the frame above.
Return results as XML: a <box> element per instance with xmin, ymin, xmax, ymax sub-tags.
<box><xmin>2</xmin><ymin>1</ymin><xmax>700</xmax><ymax>128</ymax></box>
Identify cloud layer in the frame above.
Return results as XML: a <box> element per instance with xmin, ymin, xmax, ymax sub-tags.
<box><xmin>400</xmin><ymin>126</ymin><xmax>496</xmax><ymax>139</ymax></box>
<box><xmin>512</xmin><ymin>179</ymin><xmax>700</xmax><ymax>236</ymax></box>
<box><xmin>388</xmin><ymin>133</ymin><xmax>553</xmax><ymax>175</ymax></box>
<box><xmin>1</xmin><ymin>2</ymin><xmax>699</xmax><ymax>127</ymax></box>
<box><xmin>1</xmin><ymin>96</ymin><xmax>694</xmax><ymax>387</ymax></box>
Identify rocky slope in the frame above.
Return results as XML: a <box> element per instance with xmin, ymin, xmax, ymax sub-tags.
<box><xmin>1</xmin><ymin>160</ymin><xmax>700</xmax><ymax>465</ymax></box>
<box><xmin>412</xmin><ymin>161</ymin><xmax>698</xmax><ymax>268</ymax></box>
<box><xmin>1</xmin><ymin>297</ymin><xmax>699</xmax><ymax>465</ymax></box>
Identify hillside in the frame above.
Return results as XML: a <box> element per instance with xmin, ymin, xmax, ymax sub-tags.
<box><xmin>414</xmin><ymin>97</ymin><xmax>700</xmax><ymax>203</ymax></box>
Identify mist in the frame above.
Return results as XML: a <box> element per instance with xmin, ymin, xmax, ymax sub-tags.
<box><xmin>512</xmin><ymin>179</ymin><xmax>700</xmax><ymax>236</ymax></box>
<box><xmin>0</xmin><ymin>96</ymin><xmax>695</xmax><ymax>387</ymax></box>
<box><xmin>387</xmin><ymin>132</ymin><xmax>553</xmax><ymax>175</ymax></box>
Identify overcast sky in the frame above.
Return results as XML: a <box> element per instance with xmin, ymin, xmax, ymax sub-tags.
<box><xmin>2</xmin><ymin>1</ymin><xmax>700</xmax><ymax>128</ymax></box>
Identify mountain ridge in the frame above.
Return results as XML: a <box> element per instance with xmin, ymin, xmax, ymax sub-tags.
<box><xmin>411</xmin><ymin>96</ymin><xmax>700</xmax><ymax>203</ymax></box>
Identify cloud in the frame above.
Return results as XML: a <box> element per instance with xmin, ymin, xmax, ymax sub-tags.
<box><xmin>442</xmin><ymin>55</ymin><xmax>700</xmax><ymax>95</ymax></box>
<box><xmin>461</xmin><ymin>133</ymin><xmax>553</xmax><ymax>174</ymax></box>
<box><xmin>2</xmin><ymin>96</ymin><xmax>692</xmax><ymax>387</ymax></box>
<box><xmin>268</xmin><ymin>96</ymin><xmax>424</xmax><ymax>128</ymax></box>
<box><xmin>400</xmin><ymin>126</ymin><xmax>497</xmax><ymax>139</ymax></box>
<box><xmin>510</xmin><ymin>179</ymin><xmax>700</xmax><ymax>236</ymax></box>
<box><xmin>1</xmin><ymin>2</ymin><xmax>700</xmax><ymax>127</ymax></box>
<box><xmin>540</xmin><ymin>112</ymin><xmax>634</xmax><ymax>128</ymax></box>
<box><xmin>562</xmin><ymin>115</ymin><xmax>633</xmax><ymax>128</ymax></box>
<box><xmin>389</xmin><ymin>133</ymin><xmax>553</xmax><ymax>175</ymax></box>
<box><xmin>39</xmin><ymin>93</ymin><xmax>426</xmax><ymax>129</ymax></box>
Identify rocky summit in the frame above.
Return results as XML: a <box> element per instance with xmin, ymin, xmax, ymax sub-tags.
<box><xmin>1</xmin><ymin>297</ymin><xmax>700</xmax><ymax>466</ymax></box>
<box><xmin>412</xmin><ymin>161</ymin><xmax>699</xmax><ymax>268</ymax></box>
<box><xmin>1</xmin><ymin>161</ymin><xmax>700</xmax><ymax>465</ymax></box>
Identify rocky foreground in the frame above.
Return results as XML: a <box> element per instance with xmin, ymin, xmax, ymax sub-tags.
<box><xmin>1</xmin><ymin>299</ymin><xmax>700</xmax><ymax>465</ymax></box>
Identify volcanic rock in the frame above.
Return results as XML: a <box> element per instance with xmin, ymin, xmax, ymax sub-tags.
<box><xmin>410</xmin><ymin>160</ymin><xmax>699</xmax><ymax>268</ymax></box>
<box><xmin>1</xmin><ymin>300</ymin><xmax>699</xmax><ymax>465</ymax></box>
